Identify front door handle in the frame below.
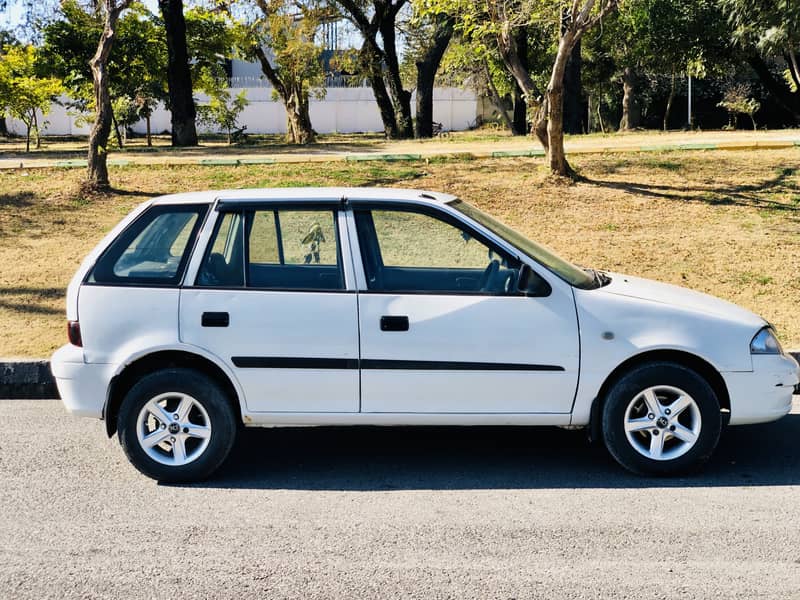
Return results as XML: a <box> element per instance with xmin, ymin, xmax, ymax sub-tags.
<box><xmin>380</xmin><ymin>315</ymin><xmax>409</xmax><ymax>332</ymax></box>
<box><xmin>202</xmin><ymin>312</ymin><xmax>229</xmax><ymax>327</ymax></box>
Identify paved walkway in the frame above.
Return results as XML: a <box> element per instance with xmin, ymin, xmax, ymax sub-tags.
<box><xmin>2</xmin><ymin>130</ymin><xmax>799</xmax><ymax>170</ymax></box>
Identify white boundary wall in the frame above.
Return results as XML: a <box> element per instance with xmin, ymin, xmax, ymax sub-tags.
<box><xmin>6</xmin><ymin>87</ymin><xmax>478</xmax><ymax>137</ymax></box>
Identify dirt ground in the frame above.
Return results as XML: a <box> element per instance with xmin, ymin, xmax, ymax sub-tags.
<box><xmin>1</xmin><ymin>147</ymin><xmax>798</xmax><ymax>357</ymax></box>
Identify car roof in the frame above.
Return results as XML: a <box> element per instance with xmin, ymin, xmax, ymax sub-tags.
<box><xmin>149</xmin><ymin>187</ymin><xmax>458</xmax><ymax>206</ymax></box>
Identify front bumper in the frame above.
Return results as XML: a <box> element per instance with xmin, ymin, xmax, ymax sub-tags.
<box><xmin>51</xmin><ymin>344</ymin><xmax>111</xmax><ymax>419</ymax></box>
<box><xmin>724</xmin><ymin>353</ymin><xmax>800</xmax><ymax>425</ymax></box>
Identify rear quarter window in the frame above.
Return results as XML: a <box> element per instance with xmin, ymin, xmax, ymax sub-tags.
<box><xmin>89</xmin><ymin>204</ymin><xmax>208</xmax><ymax>286</ymax></box>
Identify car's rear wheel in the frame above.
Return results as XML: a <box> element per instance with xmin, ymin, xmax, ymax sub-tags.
<box><xmin>602</xmin><ymin>362</ymin><xmax>722</xmax><ymax>475</ymax></box>
<box><xmin>118</xmin><ymin>368</ymin><xmax>237</xmax><ymax>482</ymax></box>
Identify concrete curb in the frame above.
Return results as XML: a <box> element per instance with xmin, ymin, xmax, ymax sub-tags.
<box><xmin>1</xmin><ymin>352</ymin><xmax>798</xmax><ymax>400</ymax></box>
<box><xmin>0</xmin><ymin>360</ymin><xmax>59</xmax><ymax>399</ymax></box>
<box><xmin>2</xmin><ymin>138</ymin><xmax>800</xmax><ymax>171</ymax></box>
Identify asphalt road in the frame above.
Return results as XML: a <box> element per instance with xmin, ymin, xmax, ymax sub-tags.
<box><xmin>1</xmin><ymin>400</ymin><xmax>800</xmax><ymax>599</ymax></box>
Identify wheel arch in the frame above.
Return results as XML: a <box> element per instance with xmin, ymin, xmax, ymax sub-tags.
<box><xmin>104</xmin><ymin>350</ymin><xmax>243</xmax><ymax>438</ymax></box>
<box><xmin>588</xmin><ymin>349</ymin><xmax>731</xmax><ymax>443</ymax></box>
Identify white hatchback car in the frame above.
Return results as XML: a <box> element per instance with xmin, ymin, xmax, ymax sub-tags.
<box><xmin>52</xmin><ymin>188</ymin><xmax>799</xmax><ymax>481</ymax></box>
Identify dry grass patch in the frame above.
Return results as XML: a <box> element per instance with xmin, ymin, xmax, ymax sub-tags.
<box><xmin>1</xmin><ymin>148</ymin><xmax>798</xmax><ymax>357</ymax></box>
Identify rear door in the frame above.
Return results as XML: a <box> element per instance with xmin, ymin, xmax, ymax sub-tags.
<box><xmin>180</xmin><ymin>201</ymin><xmax>360</xmax><ymax>413</ymax></box>
<box><xmin>351</xmin><ymin>203</ymin><xmax>580</xmax><ymax>414</ymax></box>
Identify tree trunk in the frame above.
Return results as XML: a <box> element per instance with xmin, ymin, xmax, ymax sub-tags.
<box><xmin>363</xmin><ymin>41</ymin><xmax>399</xmax><ymax>138</ymax></box>
<box><xmin>25</xmin><ymin>120</ymin><xmax>31</xmax><ymax>153</ymax></box>
<box><xmin>146</xmin><ymin>115</ymin><xmax>152</xmax><ymax>146</ymax></box>
<box><xmin>663</xmin><ymin>69</ymin><xmax>676</xmax><ymax>131</ymax></box>
<box><xmin>512</xmin><ymin>85</ymin><xmax>527</xmax><ymax>135</ymax></box>
<box><xmin>619</xmin><ymin>66</ymin><xmax>641</xmax><ymax>131</ymax></box>
<box><xmin>253</xmin><ymin>45</ymin><xmax>317</xmax><ymax>145</ymax></box>
<box><xmin>87</xmin><ymin>2</ymin><xmax>129</xmax><ymax>191</ymax></box>
<box><xmin>747</xmin><ymin>54</ymin><xmax>800</xmax><ymax>123</ymax></box>
<box><xmin>496</xmin><ymin>21</ymin><xmax>545</xmax><ymax>143</ymax></box>
<box><xmin>510</xmin><ymin>27</ymin><xmax>528</xmax><ymax>136</ymax></box>
<box><xmin>484</xmin><ymin>62</ymin><xmax>514</xmax><ymax>131</ymax></box>
<box><xmin>536</xmin><ymin>32</ymin><xmax>575</xmax><ymax>177</ymax></box>
<box><xmin>414</xmin><ymin>15</ymin><xmax>454</xmax><ymax>138</ymax></box>
<box><xmin>0</xmin><ymin>114</ymin><xmax>7</xmax><ymax>138</ymax></box>
<box><xmin>285</xmin><ymin>89</ymin><xmax>316</xmax><ymax>145</ymax></box>
<box><xmin>33</xmin><ymin>109</ymin><xmax>40</xmax><ymax>149</ymax></box>
<box><xmin>379</xmin><ymin>17</ymin><xmax>413</xmax><ymax>139</ymax></box>
<box><xmin>112</xmin><ymin>113</ymin><xmax>123</xmax><ymax>149</ymax></box>
<box><xmin>785</xmin><ymin>49</ymin><xmax>800</xmax><ymax>91</ymax></box>
<box><xmin>563</xmin><ymin>38</ymin><xmax>584</xmax><ymax>134</ymax></box>
<box><xmin>159</xmin><ymin>0</ymin><xmax>198</xmax><ymax>147</ymax></box>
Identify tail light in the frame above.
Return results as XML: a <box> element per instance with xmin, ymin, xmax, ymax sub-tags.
<box><xmin>67</xmin><ymin>321</ymin><xmax>83</xmax><ymax>347</ymax></box>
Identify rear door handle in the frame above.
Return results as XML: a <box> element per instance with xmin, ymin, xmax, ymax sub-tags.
<box><xmin>202</xmin><ymin>312</ymin><xmax>229</xmax><ymax>327</ymax></box>
<box><xmin>380</xmin><ymin>315</ymin><xmax>409</xmax><ymax>332</ymax></box>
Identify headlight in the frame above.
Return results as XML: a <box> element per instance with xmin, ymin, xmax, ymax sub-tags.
<box><xmin>750</xmin><ymin>327</ymin><xmax>784</xmax><ymax>355</ymax></box>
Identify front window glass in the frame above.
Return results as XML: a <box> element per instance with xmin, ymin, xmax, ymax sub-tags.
<box><xmin>372</xmin><ymin>210</ymin><xmax>491</xmax><ymax>268</ymax></box>
<box><xmin>356</xmin><ymin>208</ymin><xmax>522</xmax><ymax>295</ymax></box>
<box><xmin>449</xmin><ymin>199</ymin><xmax>596</xmax><ymax>289</ymax></box>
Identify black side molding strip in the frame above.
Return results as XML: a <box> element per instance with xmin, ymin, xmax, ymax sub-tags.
<box><xmin>361</xmin><ymin>360</ymin><xmax>564</xmax><ymax>371</ymax></box>
<box><xmin>232</xmin><ymin>357</ymin><xmax>564</xmax><ymax>372</ymax></box>
<box><xmin>232</xmin><ymin>357</ymin><xmax>359</xmax><ymax>369</ymax></box>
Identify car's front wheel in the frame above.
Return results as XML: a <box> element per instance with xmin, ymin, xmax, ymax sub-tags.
<box><xmin>117</xmin><ymin>368</ymin><xmax>238</xmax><ymax>482</ymax></box>
<box><xmin>602</xmin><ymin>362</ymin><xmax>722</xmax><ymax>475</ymax></box>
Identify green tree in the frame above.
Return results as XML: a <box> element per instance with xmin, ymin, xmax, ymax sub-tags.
<box><xmin>614</xmin><ymin>0</ymin><xmax>732</xmax><ymax>131</ymax></box>
<box><xmin>0</xmin><ymin>29</ymin><xmax>19</xmax><ymax>139</ymax></box>
<box><xmin>423</xmin><ymin>0</ymin><xmax>619</xmax><ymax>177</ymax></box>
<box><xmin>0</xmin><ymin>44</ymin><xmax>62</xmax><ymax>151</ymax></box>
<box><xmin>41</xmin><ymin>0</ymin><xmax>167</xmax><ymax>149</ymax></box>
<box><xmin>722</xmin><ymin>0</ymin><xmax>800</xmax><ymax>122</ymax></box>
<box><xmin>197</xmin><ymin>88</ymin><xmax>249</xmax><ymax>144</ymax></box>
<box><xmin>185</xmin><ymin>6</ymin><xmax>237</xmax><ymax>93</ymax></box>
<box><xmin>718</xmin><ymin>82</ymin><xmax>760</xmax><ymax>130</ymax></box>
<box><xmin>235</xmin><ymin>0</ymin><xmax>327</xmax><ymax>144</ymax></box>
<box><xmin>433</xmin><ymin>27</ymin><xmax>528</xmax><ymax>132</ymax></box>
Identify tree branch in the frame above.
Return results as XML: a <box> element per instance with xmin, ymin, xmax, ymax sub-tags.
<box><xmin>253</xmin><ymin>45</ymin><xmax>287</xmax><ymax>99</ymax></box>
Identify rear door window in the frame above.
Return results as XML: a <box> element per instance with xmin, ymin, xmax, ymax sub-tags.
<box><xmin>89</xmin><ymin>204</ymin><xmax>208</xmax><ymax>286</ymax></box>
<box><xmin>195</xmin><ymin>207</ymin><xmax>344</xmax><ymax>291</ymax></box>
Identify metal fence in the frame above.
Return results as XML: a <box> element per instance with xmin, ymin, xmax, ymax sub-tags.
<box><xmin>227</xmin><ymin>74</ymin><xmax>370</xmax><ymax>89</ymax></box>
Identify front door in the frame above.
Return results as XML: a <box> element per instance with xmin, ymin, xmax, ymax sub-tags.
<box><xmin>352</xmin><ymin>205</ymin><xmax>580</xmax><ymax>414</ymax></box>
<box><xmin>180</xmin><ymin>204</ymin><xmax>359</xmax><ymax>413</ymax></box>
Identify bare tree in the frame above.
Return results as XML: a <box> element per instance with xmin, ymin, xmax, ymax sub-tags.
<box><xmin>86</xmin><ymin>0</ymin><xmax>133</xmax><ymax>192</ymax></box>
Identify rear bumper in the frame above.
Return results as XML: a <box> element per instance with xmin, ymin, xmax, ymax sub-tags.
<box><xmin>724</xmin><ymin>354</ymin><xmax>799</xmax><ymax>425</ymax></box>
<box><xmin>51</xmin><ymin>344</ymin><xmax>111</xmax><ymax>419</ymax></box>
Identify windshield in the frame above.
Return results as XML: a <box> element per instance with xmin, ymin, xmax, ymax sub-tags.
<box><xmin>449</xmin><ymin>199</ymin><xmax>597</xmax><ymax>289</ymax></box>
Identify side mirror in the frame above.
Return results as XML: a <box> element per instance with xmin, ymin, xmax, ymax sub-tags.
<box><xmin>517</xmin><ymin>264</ymin><xmax>533</xmax><ymax>291</ymax></box>
<box><xmin>517</xmin><ymin>264</ymin><xmax>550</xmax><ymax>296</ymax></box>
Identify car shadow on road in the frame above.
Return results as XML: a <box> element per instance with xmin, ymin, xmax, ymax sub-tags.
<box><xmin>180</xmin><ymin>413</ymin><xmax>800</xmax><ymax>491</ymax></box>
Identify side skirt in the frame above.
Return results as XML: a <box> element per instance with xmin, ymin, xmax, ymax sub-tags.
<box><xmin>241</xmin><ymin>412</ymin><xmax>572</xmax><ymax>428</ymax></box>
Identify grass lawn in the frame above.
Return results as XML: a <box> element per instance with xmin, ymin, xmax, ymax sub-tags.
<box><xmin>3</xmin><ymin>128</ymin><xmax>799</xmax><ymax>161</ymax></box>
<box><xmin>1</xmin><ymin>147</ymin><xmax>799</xmax><ymax>357</ymax></box>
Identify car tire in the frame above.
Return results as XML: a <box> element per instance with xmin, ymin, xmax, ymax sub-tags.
<box><xmin>117</xmin><ymin>368</ymin><xmax>238</xmax><ymax>483</ymax></box>
<box><xmin>601</xmin><ymin>361</ymin><xmax>722</xmax><ymax>476</ymax></box>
